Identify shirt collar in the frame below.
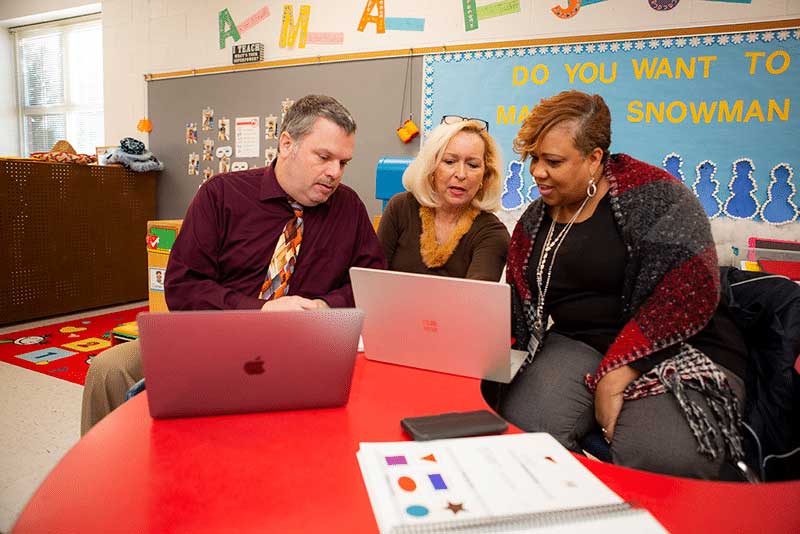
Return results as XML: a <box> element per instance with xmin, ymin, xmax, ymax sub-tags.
<box><xmin>259</xmin><ymin>161</ymin><xmax>289</xmax><ymax>202</ymax></box>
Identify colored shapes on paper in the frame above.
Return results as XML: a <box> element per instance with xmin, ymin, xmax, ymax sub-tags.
<box><xmin>237</xmin><ymin>5</ymin><xmax>270</xmax><ymax>34</ymax></box>
<box><xmin>385</xmin><ymin>18</ymin><xmax>425</xmax><ymax>32</ymax></box>
<box><xmin>406</xmin><ymin>505</ymin><xmax>429</xmax><ymax>517</ymax></box>
<box><xmin>385</xmin><ymin>455</ymin><xmax>407</xmax><ymax>465</ymax></box>
<box><xmin>16</xmin><ymin>347</ymin><xmax>77</xmax><ymax>364</ymax></box>
<box><xmin>307</xmin><ymin>32</ymin><xmax>345</xmax><ymax>45</ymax></box>
<box><xmin>477</xmin><ymin>0</ymin><xmax>521</xmax><ymax>20</ymax></box>
<box><xmin>421</xmin><ymin>454</ymin><xmax>437</xmax><ymax>462</ymax></box>
<box><xmin>397</xmin><ymin>476</ymin><xmax>417</xmax><ymax>492</ymax></box>
<box><xmin>62</xmin><ymin>338</ymin><xmax>112</xmax><ymax>352</ymax></box>
<box><xmin>428</xmin><ymin>473</ymin><xmax>447</xmax><ymax>490</ymax></box>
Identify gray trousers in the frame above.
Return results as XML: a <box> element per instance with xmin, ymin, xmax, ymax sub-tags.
<box><xmin>499</xmin><ymin>332</ymin><xmax>745</xmax><ymax>480</ymax></box>
<box><xmin>81</xmin><ymin>340</ymin><xmax>144</xmax><ymax>436</ymax></box>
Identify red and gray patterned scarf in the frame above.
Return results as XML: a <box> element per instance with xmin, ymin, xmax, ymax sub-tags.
<box><xmin>507</xmin><ymin>153</ymin><xmax>742</xmax><ymax>461</ymax></box>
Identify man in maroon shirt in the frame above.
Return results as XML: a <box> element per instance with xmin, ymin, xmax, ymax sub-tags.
<box><xmin>81</xmin><ymin>95</ymin><xmax>386</xmax><ymax>434</ymax></box>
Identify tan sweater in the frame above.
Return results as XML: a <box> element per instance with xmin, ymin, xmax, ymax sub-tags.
<box><xmin>377</xmin><ymin>192</ymin><xmax>510</xmax><ymax>281</ymax></box>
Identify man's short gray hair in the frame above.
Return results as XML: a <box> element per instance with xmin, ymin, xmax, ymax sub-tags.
<box><xmin>280</xmin><ymin>95</ymin><xmax>357</xmax><ymax>142</ymax></box>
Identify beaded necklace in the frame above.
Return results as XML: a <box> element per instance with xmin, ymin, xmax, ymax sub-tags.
<box><xmin>532</xmin><ymin>194</ymin><xmax>592</xmax><ymax>343</ymax></box>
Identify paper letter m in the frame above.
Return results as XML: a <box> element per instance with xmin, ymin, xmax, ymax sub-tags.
<box><xmin>280</xmin><ymin>4</ymin><xmax>311</xmax><ymax>48</ymax></box>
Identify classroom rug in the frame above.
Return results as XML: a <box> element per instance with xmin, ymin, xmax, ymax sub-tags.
<box><xmin>0</xmin><ymin>306</ymin><xmax>147</xmax><ymax>386</ymax></box>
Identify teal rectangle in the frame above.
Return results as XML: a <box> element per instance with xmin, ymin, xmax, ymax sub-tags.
<box><xmin>385</xmin><ymin>18</ymin><xmax>425</xmax><ymax>31</ymax></box>
<box><xmin>706</xmin><ymin>0</ymin><xmax>751</xmax><ymax>3</ymax></box>
<box><xmin>581</xmin><ymin>0</ymin><xmax>607</xmax><ymax>5</ymax></box>
<box><xmin>16</xmin><ymin>347</ymin><xmax>77</xmax><ymax>363</ymax></box>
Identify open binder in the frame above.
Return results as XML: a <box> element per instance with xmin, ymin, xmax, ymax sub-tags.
<box><xmin>357</xmin><ymin>433</ymin><xmax>667</xmax><ymax>533</ymax></box>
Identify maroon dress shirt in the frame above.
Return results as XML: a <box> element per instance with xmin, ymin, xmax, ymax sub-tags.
<box><xmin>165</xmin><ymin>165</ymin><xmax>386</xmax><ymax>310</ymax></box>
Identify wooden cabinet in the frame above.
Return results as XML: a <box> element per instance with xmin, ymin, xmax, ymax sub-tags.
<box><xmin>0</xmin><ymin>159</ymin><xmax>157</xmax><ymax>325</ymax></box>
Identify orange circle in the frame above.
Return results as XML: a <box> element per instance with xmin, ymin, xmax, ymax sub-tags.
<box><xmin>397</xmin><ymin>476</ymin><xmax>417</xmax><ymax>492</ymax></box>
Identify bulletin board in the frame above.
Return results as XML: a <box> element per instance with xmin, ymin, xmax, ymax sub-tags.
<box><xmin>148</xmin><ymin>56</ymin><xmax>424</xmax><ymax>219</ymax></box>
<box><xmin>424</xmin><ymin>20</ymin><xmax>800</xmax><ymax>225</ymax></box>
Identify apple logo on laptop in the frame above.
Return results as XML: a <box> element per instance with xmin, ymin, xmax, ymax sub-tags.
<box><xmin>244</xmin><ymin>356</ymin><xmax>265</xmax><ymax>375</ymax></box>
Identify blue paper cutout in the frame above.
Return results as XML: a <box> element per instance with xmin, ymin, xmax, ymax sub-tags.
<box><xmin>693</xmin><ymin>160</ymin><xmax>722</xmax><ymax>218</ymax></box>
<box><xmin>526</xmin><ymin>179</ymin><xmax>540</xmax><ymax>203</ymax></box>
<box><xmin>501</xmin><ymin>160</ymin><xmax>525</xmax><ymax>210</ymax></box>
<box><xmin>761</xmin><ymin>164</ymin><xmax>798</xmax><ymax>224</ymax></box>
<box><xmin>16</xmin><ymin>347</ymin><xmax>77</xmax><ymax>363</ymax></box>
<box><xmin>406</xmin><ymin>505</ymin><xmax>429</xmax><ymax>517</ymax></box>
<box><xmin>663</xmin><ymin>153</ymin><xmax>685</xmax><ymax>184</ymax></box>
<box><xmin>428</xmin><ymin>473</ymin><xmax>448</xmax><ymax>490</ymax></box>
<box><xmin>724</xmin><ymin>159</ymin><xmax>759</xmax><ymax>220</ymax></box>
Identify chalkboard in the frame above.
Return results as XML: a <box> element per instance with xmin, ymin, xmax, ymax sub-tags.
<box><xmin>148</xmin><ymin>56</ymin><xmax>423</xmax><ymax>219</ymax></box>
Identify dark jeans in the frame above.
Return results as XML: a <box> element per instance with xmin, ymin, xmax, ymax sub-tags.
<box><xmin>497</xmin><ymin>332</ymin><xmax>745</xmax><ymax>480</ymax></box>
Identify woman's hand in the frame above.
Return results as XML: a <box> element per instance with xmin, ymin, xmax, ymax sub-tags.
<box><xmin>594</xmin><ymin>365</ymin><xmax>641</xmax><ymax>442</ymax></box>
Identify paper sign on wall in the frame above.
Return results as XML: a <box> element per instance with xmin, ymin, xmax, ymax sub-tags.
<box><xmin>232</xmin><ymin>42</ymin><xmax>265</xmax><ymax>64</ymax></box>
<box><xmin>235</xmin><ymin>117</ymin><xmax>260</xmax><ymax>158</ymax></box>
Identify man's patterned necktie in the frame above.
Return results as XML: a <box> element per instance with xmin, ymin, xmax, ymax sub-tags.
<box><xmin>259</xmin><ymin>200</ymin><xmax>304</xmax><ymax>300</ymax></box>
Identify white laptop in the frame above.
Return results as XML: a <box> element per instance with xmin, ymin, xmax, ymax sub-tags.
<box><xmin>350</xmin><ymin>267</ymin><xmax>526</xmax><ymax>383</ymax></box>
<box><xmin>137</xmin><ymin>309</ymin><xmax>364</xmax><ymax>419</ymax></box>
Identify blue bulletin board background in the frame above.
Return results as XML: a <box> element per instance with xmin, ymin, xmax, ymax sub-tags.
<box><xmin>423</xmin><ymin>26</ymin><xmax>799</xmax><ymax>225</ymax></box>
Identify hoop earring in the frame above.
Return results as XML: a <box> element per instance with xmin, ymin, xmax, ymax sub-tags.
<box><xmin>586</xmin><ymin>178</ymin><xmax>597</xmax><ymax>198</ymax></box>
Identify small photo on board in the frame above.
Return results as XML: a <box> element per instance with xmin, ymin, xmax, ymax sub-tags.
<box><xmin>186</xmin><ymin>123</ymin><xmax>198</xmax><ymax>144</ymax></box>
<box><xmin>203</xmin><ymin>138</ymin><xmax>214</xmax><ymax>160</ymax></box>
<box><xmin>202</xmin><ymin>107</ymin><xmax>215</xmax><ymax>131</ymax></box>
<box><xmin>218</xmin><ymin>118</ymin><xmax>230</xmax><ymax>141</ymax></box>
<box><xmin>265</xmin><ymin>115</ymin><xmax>278</xmax><ymax>140</ymax></box>
<box><xmin>149</xmin><ymin>267</ymin><xmax>165</xmax><ymax>292</ymax></box>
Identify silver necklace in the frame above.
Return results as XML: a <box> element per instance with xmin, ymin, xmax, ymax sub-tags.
<box><xmin>532</xmin><ymin>194</ymin><xmax>592</xmax><ymax>339</ymax></box>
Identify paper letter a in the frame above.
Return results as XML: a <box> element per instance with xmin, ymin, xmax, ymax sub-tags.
<box><xmin>357</xmin><ymin>0</ymin><xmax>385</xmax><ymax>33</ymax></box>
<box><xmin>219</xmin><ymin>8</ymin><xmax>241</xmax><ymax>49</ymax></box>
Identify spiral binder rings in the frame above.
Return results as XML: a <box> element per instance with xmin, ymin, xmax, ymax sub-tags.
<box><xmin>357</xmin><ymin>433</ymin><xmax>668</xmax><ymax>533</ymax></box>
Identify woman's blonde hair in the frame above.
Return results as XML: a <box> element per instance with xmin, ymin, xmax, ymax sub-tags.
<box><xmin>402</xmin><ymin>120</ymin><xmax>503</xmax><ymax>212</ymax></box>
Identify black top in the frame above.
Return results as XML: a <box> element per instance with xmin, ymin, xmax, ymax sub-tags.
<box><xmin>527</xmin><ymin>194</ymin><xmax>747</xmax><ymax>377</ymax></box>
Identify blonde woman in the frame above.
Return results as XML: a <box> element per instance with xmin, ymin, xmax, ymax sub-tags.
<box><xmin>377</xmin><ymin>116</ymin><xmax>510</xmax><ymax>281</ymax></box>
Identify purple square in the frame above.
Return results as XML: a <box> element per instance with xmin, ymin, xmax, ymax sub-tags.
<box><xmin>385</xmin><ymin>455</ymin><xmax>407</xmax><ymax>466</ymax></box>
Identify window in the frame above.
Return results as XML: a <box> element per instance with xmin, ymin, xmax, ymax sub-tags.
<box><xmin>14</xmin><ymin>17</ymin><xmax>103</xmax><ymax>156</ymax></box>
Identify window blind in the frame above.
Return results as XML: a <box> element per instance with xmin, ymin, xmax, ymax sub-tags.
<box><xmin>16</xmin><ymin>19</ymin><xmax>103</xmax><ymax>156</ymax></box>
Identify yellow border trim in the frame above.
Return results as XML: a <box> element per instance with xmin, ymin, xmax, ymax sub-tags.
<box><xmin>145</xmin><ymin>19</ymin><xmax>800</xmax><ymax>81</ymax></box>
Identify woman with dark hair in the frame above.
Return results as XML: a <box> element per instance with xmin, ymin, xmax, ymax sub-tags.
<box><xmin>497</xmin><ymin>90</ymin><xmax>748</xmax><ymax>479</ymax></box>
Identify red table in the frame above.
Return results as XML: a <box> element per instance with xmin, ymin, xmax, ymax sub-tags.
<box><xmin>14</xmin><ymin>355</ymin><xmax>800</xmax><ymax>533</ymax></box>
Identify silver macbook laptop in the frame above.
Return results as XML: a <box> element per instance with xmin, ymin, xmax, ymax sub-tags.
<box><xmin>137</xmin><ymin>309</ymin><xmax>364</xmax><ymax>419</ymax></box>
<box><xmin>350</xmin><ymin>267</ymin><xmax>525</xmax><ymax>383</ymax></box>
